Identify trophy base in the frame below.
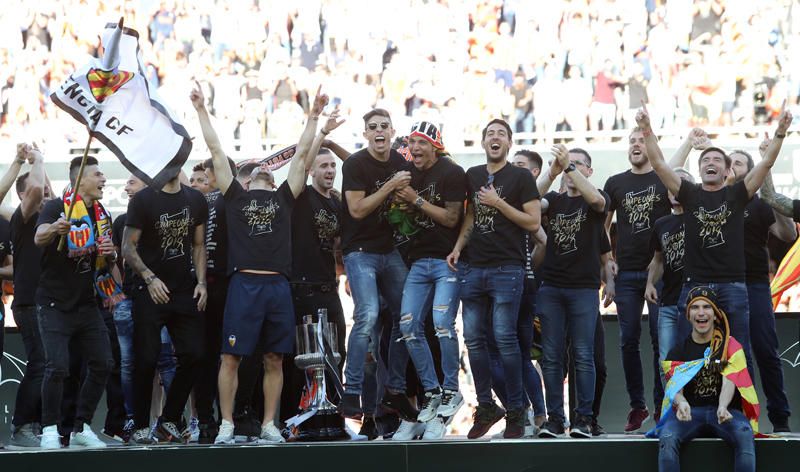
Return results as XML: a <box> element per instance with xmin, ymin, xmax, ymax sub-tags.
<box><xmin>295</xmin><ymin>410</ymin><xmax>349</xmax><ymax>442</ymax></box>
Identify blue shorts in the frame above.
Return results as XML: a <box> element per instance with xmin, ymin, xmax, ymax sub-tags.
<box><xmin>221</xmin><ymin>272</ymin><xmax>295</xmax><ymax>356</ymax></box>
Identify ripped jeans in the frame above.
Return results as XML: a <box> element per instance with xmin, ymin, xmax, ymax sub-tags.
<box><xmin>387</xmin><ymin>258</ymin><xmax>461</xmax><ymax>392</ymax></box>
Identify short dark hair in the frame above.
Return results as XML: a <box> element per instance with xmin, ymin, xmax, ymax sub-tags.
<box><xmin>15</xmin><ymin>172</ymin><xmax>29</xmax><ymax>194</ymax></box>
<box><xmin>69</xmin><ymin>156</ymin><xmax>99</xmax><ymax>186</ymax></box>
<box><xmin>481</xmin><ymin>119</ymin><xmax>513</xmax><ymax>141</ymax></box>
<box><xmin>730</xmin><ymin>149</ymin><xmax>754</xmax><ymax>172</ymax></box>
<box><xmin>192</xmin><ymin>163</ymin><xmax>205</xmax><ymax>173</ymax></box>
<box><xmin>698</xmin><ymin>147</ymin><xmax>731</xmax><ymax>169</ymax></box>
<box><xmin>362</xmin><ymin>108</ymin><xmax>391</xmax><ymax>127</ymax></box>
<box><xmin>203</xmin><ymin>157</ymin><xmax>237</xmax><ymax>175</ymax></box>
<box><xmin>515</xmin><ymin>150</ymin><xmax>542</xmax><ymax>171</ymax></box>
<box><xmin>237</xmin><ymin>162</ymin><xmax>259</xmax><ymax>179</ymax></box>
<box><xmin>568</xmin><ymin>148</ymin><xmax>592</xmax><ymax>167</ymax></box>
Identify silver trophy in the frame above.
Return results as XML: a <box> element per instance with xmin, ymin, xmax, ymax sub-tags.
<box><xmin>289</xmin><ymin>308</ymin><xmax>348</xmax><ymax>441</ymax></box>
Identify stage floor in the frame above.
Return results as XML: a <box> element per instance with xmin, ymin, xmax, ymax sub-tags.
<box><xmin>2</xmin><ymin>435</ymin><xmax>798</xmax><ymax>472</ymax></box>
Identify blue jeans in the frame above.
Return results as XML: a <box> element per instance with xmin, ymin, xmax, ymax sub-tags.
<box><xmin>657</xmin><ymin>305</ymin><xmax>680</xmax><ymax>361</ymax></box>
<box><xmin>615</xmin><ymin>270</ymin><xmax>662</xmax><ymax>410</ymax></box>
<box><xmin>747</xmin><ymin>282</ymin><xmax>791</xmax><ymax>424</ymax></box>
<box><xmin>113</xmin><ymin>299</ymin><xmax>176</xmax><ymax>417</ymax></box>
<box><xmin>488</xmin><ymin>279</ymin><xmax>546</xmax><ymax>416</ymax></box>
<box><xmin>678</xmin><ymin>282</ymin><xmax>751</xmax><ymax>372</ymax></box>
<box><xmin>538</xmin><ymin>285</ymin><xmax>597</xmax><ymax>421</ymax></box>
<box><xmin>659</xmin><ymin>407</ymin><xmax>755</xmax><ymax>472</ymax></box>
<box><xmin>389</xmin><ymin>258</ymin><xmax>460</xmax><ymax>392</ymax></box>
<box><xmin>461</xmin><ymin>264</ymin><xmax>524</xmax><ymax>410</ymax></box>
<box><xmin>343</xmin><ymin>250</ymin><xmax>408</xmax><ymax>395</ymax></box>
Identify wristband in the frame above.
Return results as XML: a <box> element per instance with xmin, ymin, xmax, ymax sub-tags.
<box><xmin>321</xmin><ymin>129</ymin><xmax>330</xmax><ymax>136</ymax></box>
<box><xmin>775</xmin><ymin>132</ymin><xmax>786</xmax><ymax>139</ymax></box>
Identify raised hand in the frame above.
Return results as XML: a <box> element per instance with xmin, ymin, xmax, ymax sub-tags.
<box><xmin>635</xmin><ymin>100</ymin><xmax>651</xmax><ymax>130</ymax></box>
<box><xmin>758</xmin><ymin>132</ymin><xmax>771</xmax><ymax>157</ymax></box>
<box><xmin>689</xmin><ymin>128</ymin><xmax>712</xmax><ymax>150</ymax></box>
<box><xmin>310</xmin><ymin>85</ymin><xmax>328</xmax><ymax>118</ymax></box>
<box><xmin>190</xmin><ymin>80</ymin><xmax>206</xmax><ymax>110</ymax></box>
<box><xmin>776</xmin><ymin>100</ymin><xmax>792</xmax><ymax>136</ymax></box>
<box><xmin>551</xmin><ymin>143</ymin><xmax>570</xmax><ymax>173</ymax></box>
<box><xmin>323</xmin><ymin>105</ymin><xmax>346</xmax><ymax>134</ymax></box>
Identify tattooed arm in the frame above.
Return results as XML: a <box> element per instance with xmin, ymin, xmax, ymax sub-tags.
<box><xmin>122</xmin><ymin>226</ymin><xmax>170</xmax><ymax>304</ymax></box>
<box><xmin>446</xmin><ymin>203</ymin><xmax>474</xmax><ymax>271</ymax></box>
<box><xmin>760</xmin><ymin>171</ymin><xmax>794</xmax><ymax>219</ymax></box>
<box><xmin>192</xmin><ymin>223</ymin><xmax>207</xmax><ymax>311</ymax></box>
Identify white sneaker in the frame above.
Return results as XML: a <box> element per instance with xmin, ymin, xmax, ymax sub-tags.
<box><xmin>417</xmin><ymin>390</ymin><xmax>443</xmax><ymax>423</ymax></box>
<box><xmin>524</xmin><ymin>409</ymin><xmax>535</xmax><ymax>438</ymax></box>
<box><xmin>437</xmin><ymin>390</ymin><xmax>464</xmax><ymax>418</ymax></box>
<box><xmin>188</xmin><ymin>416</ymin><xmax>199</xmax><ymax>443</ymax></box>
<box><xmin>422</xmin><ymin>417</ymin><xmax>446</xmax><ymax>440</ymax></box>
<box><xmin>391</xmin><ymin>420</ymin><xmax>426</xmax><ymax>441</ymax></box>
<box><xmin>40</xmin><ymin>425</ymin><xmax>61</xmax><ymax>449</ymax></box>
<box><xmin>69</xmin><ymin>426</ymin><xmax>107</xmax><ymax>448</ymax></box>
<box><xmin>214</xmin><ymin>420</ymin><xmax>235</xmax><ymax>445</ymax></box>
<box><xmin>257</xmin><ymin>423</ymin><xmax>285</xmax><ymax>444</ymax></box>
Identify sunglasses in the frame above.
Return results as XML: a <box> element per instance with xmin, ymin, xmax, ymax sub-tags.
<box><xmin>367</xmin><ymin>122</ymin><xmax>391</xmax><ymax>131</ymax></box>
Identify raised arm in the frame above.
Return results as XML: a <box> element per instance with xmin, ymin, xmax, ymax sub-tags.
<box><xmin>322</xmin><ymin>139</ymin><xmax>352</xmax><ymax>162</ymax></box>
<box><xmin>306</xmin><ymin>106</ymin><xmax>347</xmax><ymax>173</ymax></box>
<box><xmin>745</xmin><ymin>106</ymin><xmax>792</xmax><ymax>198</ymax></box>
<box><xmin>552</xmin><ymin>144</ymin><xmax>605</xmax><ymax>212</ymax></box>
<box><xmin>191</xmin><ymin>81</ymin><xmax>233</xmax><ymax>194</ymax></box>
<box><xmin>536</xmin><ymin>154</ymin><xmax>563</xmax><ymax>197</ymax></box>
<box><xmin>19</xmin><ymin>144</ymin><xmax>46</xmax><ymax>222</ymax></box>
<box><xmin>0</xmin><ymin>144</ymin><xmax>27</xmax><ymax>204</ymax></box>
<box><xmin>286</xmin><ymin>87</ymin><xmax>326</xmax><ymax>197</ymax></box>
<box><xmin>760</xmin><ymin>171</ymin><xmax>794</xmax><ymax>218</ymax></box>
<box><xmin>636</xmin><ymin>104</ymin><xmax>681</xmax><ymax>195</ymax></box>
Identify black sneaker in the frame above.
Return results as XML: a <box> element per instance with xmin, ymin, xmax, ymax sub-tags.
<box><xmin>467</xmin><ymin>403</ymin><xmax>505</xmax><ymax>439</ymax></box>
<box><xmin>569</xmin><ymin>415</ymin><xmax>592</xmax><ymax>438</ymax></box>
<box><xmin>153</xmin><ymin>418</ymin><xmax>186</xmax><ymax>443</ymax></box>
<box><xmin>338</xmin><ymin>393</ymin><xmax>363</xmax><ymax>420</ymax></box>
<box><xmin>503</xmin><ymin>408</ymin><xmax>526</xmax><ymax>439</ymax></box>
<box><xmin>772</xmin><ymin>417</ymin><xmax>791</xmax><ymax>434</ymax></box>
<box><xmin>538</xmin><ymin>418</ymin><xmax>566</xmax><ymax>438</ymax></box>
<box><xmin>233</xmin><ymin>408</ymin><xmax>261</xmax><ymax>442</ymax></box>
<box><xmin>381</xmin><ymin>390</ymin><xmax>420</xmax><ymax>422</ymax></box>
<box><xmin>591</xmin><ymin>420</ymin><xmax>606</xmax><ymax>437</ymax></box>
<box><xmin>198</xmin><ymin>422</ymin><xmax>218</xmax><ymax>444</ymax></box>
<box><xmin>359</xmin><ymin>416</ymin><xmax>379</xmax><ymax>440</ymax></box>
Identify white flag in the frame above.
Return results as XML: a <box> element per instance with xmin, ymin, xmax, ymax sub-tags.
<box><xmin>51</xmin><ymin>21</ymin><xmax>191</xmax><ymax>189</ymax></box>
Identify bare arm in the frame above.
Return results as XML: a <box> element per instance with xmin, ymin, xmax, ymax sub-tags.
<box><xmin>667</xmin><ymin>128</ymin><xmax>712</xmax><ymax>169</ymax></box>
<box><xmin>531</xmin><ymin>227</ymin><xmax>547</xmax><ymax>269</ymax></box>
<box><xmin>192</xmin><ymin>224</ymin><xmax>206</xmax><ymax>285</ymax></box>
<box><xmin>20</xmin><ymin>146</ymin><xmax>46</xmax><ymax>222</ymax></box>
<box><xmin>306</xmin><ymin>107</ymin><xmax>347</xmax><ymax>173</ymax></box>
<box><xmin>645</xmin><ymin>251</ymin><xmax>664</xmax><ymax>304</ymax></box>
<box><xmin>536</xmin><ymin>158</ymin><xmax>562</xmax><ymax>197</ymax></box>
<box><xmin>446</xmin><ymin>203</ymin><xmax>474</xmax><ymax>270</ymax></box>
<box><xmin>0</xmin><ymin>147</ymin><xmax>25</xmax><ymax>204</ymax></box>
<box><xmin>287</xmin><ymin>88</ymin><xmax>327</xmax><ymax>197</ymax></box>
<box><xmin>121</xmin><ymin>226</ymin><xmax>153</xmax><ymax>279</ymax></box>
<box><xmin>636</xmin><ymin>105</ymin><xmax>682</xmax><ymax>195</ymax></box>
<box><xmin>35</xmin><ymin>216</ymin><xmax>70</xmax><ymax>247</ymax></box>
<box><xmin>568</xmin><ymin>168</ymin><xmax>606</xmax><ymax>212</ymax></box>
<box><xmin>744</xmin><ymin>108</ymin><xmax>792</xmax><ymax>198</ymax></box>
<box><xmin>769</xmin><ymin>210</ymin><xmax>797</xmax><ymax>242</ymax></box>
<box><xmin>0</xmin><ymin>254</ymin><xmax>12</xmax><ymax>279</ymax></box>
<box><xmin>718</xmin><ymin>376</ymin><xmax>736</xmax><ymax>410</ymax></box>
<box><xmin>191</xmin><ymin>83</ymin><xmax>233</xmax><ymax>194</ymax></box>
<box><xmin>478</xmin><ymin>185</ymin><xmax>541</xmax><ymax>232</ymax></box>
<box><xmin>394</xmin><ymin>186</ymin><xmax>462</xmax><ymax>228</ymax></box>
<box><xmin>323</xmin><ymin>139</ymin><xmax>351</xmax><ymax>162</ymax></box>
<box><xmin>760</xmin><ymin>171</ymin><xmax>794</xmax><ymax>218</ymax></box>
<box><xmin>346</xmin><ymin>171</ymin><xmax>410</xmax><ymax>220</ymax></box>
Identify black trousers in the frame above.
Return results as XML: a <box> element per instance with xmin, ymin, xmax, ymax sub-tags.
<box><xmin>37</xmin><ymin>303</ymin><xmax>113</xmax><ymax>428</ymax></box>
<box><xmin>132</xmin><ymin>289</ymin><xmax>203</xmax><ymax>428</ymax></box>
<box><xmin>194</xmin><ymin>275</ymin><xmax>228</xmax><ymax>424</ymax></box>
<box><xmin>280</xmin><ymin>286</ymin><xmax>346</xmax><ymax>422</ymax></box>
<box><xmin>11</xmin><ymin>306</ymin><xmax>45</xmax><ymax>427</ymax></box>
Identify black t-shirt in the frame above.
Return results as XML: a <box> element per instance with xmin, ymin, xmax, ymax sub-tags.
<box><xmin>677</xmin><ymin>180</ymin><xmax>749</xmax><ymax>283</ymax></box>
<box><xmin>291</xmin><ymin>185</ymin><xmax>341</xmax><ymax>283</ymax></box>
<box><xmin>224</xmin><ymin>179</ymin><xmax>295</xmax><ymax>277</ymax></box>
<box><xmin>126</xmin><ymin>185</ymin><xmax>208</xmax><ymax>293</ymax></box>
<box><xmin>540</xmin><ymin>190</ymin><xmax>609</xmax><ymax>288</ymax></box>
<box><xmin>205</xmin><ymin>189</ymin><xmax>228</xmax><ymax>276</ymax></box>
<box><xmin>793</xmin><ymin>199</ymin><xmax>800</xmax><ymax>223</ymax></box>
<box><xmin>0</xmin><ymin>218</ymin><xmax>11</xmax><ymax>301</ymax></box>
<box><xmin>743</xmin><ymin>196</ymin><xmax>775</xmax><ymax>284</ymax></box>
<box><xmin>406</xmin><ymin>157</ymin><xmax>466</xmax><ymax>262</ymax></box>
<box><xmin>112</xmin><ymin>213</ymin><xmax>135</xmax><ymax>295</ymax></box>
<box><xmin>341</xmin><ymin>149</ymin><xmax>410</xmax><ymax>255</ymax></box>
<box><xmin>35</xmin><ymin>198</ymin><xmax>98</xmax><ymax>311</ymax></box>
<box><xmin>465</xmin><ymin>163</ymin><xmax>539</xmax><ymax>267</ymax></box>
<box><xmin>651</xmin><ymin>214</ymin><xmax>685</xmax><ymax>306</ymax></box>
<box><xmin>667</xmin><ymin>337</ymin><xmax>741</xmax><ymax>411</ymax></box>
<box><xmin>10</xmin><ymin>207</ymin><xmax>42</xmax><ymax>308</ymax></box>
<box><xmin>603</xmin><ymin>170</ymin><xmax>670</xmax><ymax>272</ymax></box>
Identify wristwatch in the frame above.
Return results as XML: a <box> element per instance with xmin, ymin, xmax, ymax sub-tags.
<box><xmin>414</xmin><ymin>196</ymin><xmax>425</xmax><ymax>208</ymax></box>
<box><xmin>564</xmin><ymin>163</ymin><xmax>576</xmax><ymax>174</ymax></box>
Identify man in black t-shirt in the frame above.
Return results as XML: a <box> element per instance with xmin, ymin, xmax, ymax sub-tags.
<box><xmin>658</xmin><ymin>287</ymin><xmax>755</xmax><ymax>472</ymax></box>
<box><xmin>447</xmin><ymin>119</ymin><xmax>540</xmax><ymax>439</ymax></box>
<box><xmin>646</xmin><ymin>169</ymin><xmax>694</xmax><ymax>362</ymax></box>
<box><xmin>729</xmin><ymin>148</ymin><xmax>795</xmax><ymax>433</ymax></box>
<box><xmin>338</xmin><ymin>108</ymin><xmax>416</xmax><ymax>422</ymax></box>
<box><xmin>122</xmin><ymin>161</ymin><xmax>209</xmax><ymax>444</ymax></box>
<box><xmin>638</xmin><ymin>103</ymin><xmax>793</xmax><ymax>378</ymax></box>
<box><xmin>191</xmin><ymin>83</ymin><xmax>324</xmax><ymax>444</ymax></box>
<box><xmin>602</xmin><ymin>127</ymin><xmax>671</xmax><ymax>431</ymax></box>
<box><xmin>381</xmin><ymin>122</ymin><xmax>466</xmax><ymax>435</ymax></box>
<box><xmin>3</xmin><ymin>143</ymin><xmax>49</xmax><ymax>448</ymax></box>
<box><xmin>34</xmin><ymin>156</ymin><xmax>114</xmax><ymax>449</ymax></box>
<box><xmin>534</xmin><ymin>145</ymin><xmax>608</xmax><ymax>439</ymax></box>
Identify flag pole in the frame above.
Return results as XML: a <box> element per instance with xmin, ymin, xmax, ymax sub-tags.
<box><xmin>58</xmin><ymin>132</ymin><xmax>93</xmax><ymax>251</ymax></box>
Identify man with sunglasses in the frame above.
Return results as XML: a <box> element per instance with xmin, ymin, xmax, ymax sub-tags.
<box><xmin>338</xmin><ymin>109</ymin><xmax>417</xmax><ymax>421</ymax></box>
<box><xmin>535</xmin><ymin>144</ymin><xmax>609</xmax><ymax>438</ymax></box>
<box><xmin>447</xmin><ymin>119</ymin><xmax>540</xmax><ymax>439</ymax></box>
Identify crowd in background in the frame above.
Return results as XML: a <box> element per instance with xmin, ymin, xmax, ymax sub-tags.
<box><xmin>2</xmin><ymin>0</ymin><xmax>800</xmax><ymax>154</ymax></box>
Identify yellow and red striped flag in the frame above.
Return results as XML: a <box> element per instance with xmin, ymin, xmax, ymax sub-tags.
<box><xmin>771</xmin><ymin>234</ymin><xmax>800</xmax><ymax>309</ymax></box>
<box><xmin>721</xmin><ymin>337</ymin><xmax>760</xmax><ymax>434</ymax></box>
